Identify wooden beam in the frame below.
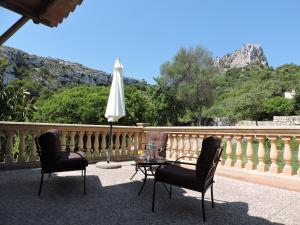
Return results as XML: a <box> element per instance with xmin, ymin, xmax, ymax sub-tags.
<box><xmin>0</xmin><ymin>16</ymin><xmax>29</xmax><ymax>46</ymax></box>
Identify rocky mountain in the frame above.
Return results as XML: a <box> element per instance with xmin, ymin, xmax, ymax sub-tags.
<box><xmin>0</xmin><ymin>46</ymin><xmax>144</xmax><ymax>88</ymax></box>
<box><xmin>215</xmin><ymin>44</ymin><xmax>268</xmax><ymax>71</ymax></box>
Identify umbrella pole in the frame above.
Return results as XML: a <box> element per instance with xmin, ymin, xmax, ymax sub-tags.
<box><xmin>107</xmin><ymin>122</ymin><xmax>113</xmax><ymax>163</ymax></box>
<box><xmin>96</xmin><ymin>122</ymin><xmax>121</xmax><ymax>169</ymax></box>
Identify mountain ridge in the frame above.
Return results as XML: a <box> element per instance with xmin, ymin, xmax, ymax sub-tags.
<box><xmin>0</xmin><ymin>45</ymin><xmax>144</xmax><ymax>88</ymax></box>
<box><xmin>215</xmin><ymin>43</ymin><xmax>268</xmax><ymax>72</ymax></box>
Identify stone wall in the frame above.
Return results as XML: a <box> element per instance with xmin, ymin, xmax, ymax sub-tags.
<box><xmin>273</xmin><ymin>116</ymin><xmax>300</xmax><ymax>125</ymax></box>
<box><xmin>236</xmin><ymin>116</ymin><xmax>300</xmax><ymax>126</ymax></box>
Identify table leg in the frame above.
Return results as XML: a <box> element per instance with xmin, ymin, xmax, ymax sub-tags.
<box><xmin>149</xmin><ymin>165</ymin><xmax>155</xmax><ymax>176</ymax></box>
<box><xmin>130</xmin><ymin>161</ymin><xmax>139</xmax><ymax>180</ymax></box>
<box><xmin>130</xmin><ymin>170</ymin><xmax>138</xmax><ymax>180</ymax></box>
<box><xmin>138</xmin><ymin>167</ymin><xmax>147</xmax><ymax>195</ymax></box>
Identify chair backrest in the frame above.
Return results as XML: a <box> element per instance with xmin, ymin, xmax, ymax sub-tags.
<box><xmin>35</xmin><ymin>129</ymin><xmax>61</xmax><ymax>169</ymax></box>
<box><xmin>145</xmin><ymin>131</ymin><xmax>168</xmax><ymax>157</ymax></box>
<box><xmin>196</xmin><ymin>136</ymin><xmax>223</xmax><ymax>190</ymax></box>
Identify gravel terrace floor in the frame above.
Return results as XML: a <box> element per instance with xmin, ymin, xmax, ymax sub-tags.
<box><xmin>1</xmin><ymin>161</ymin><xmax>300</xmax><ymax>225</ymax></box>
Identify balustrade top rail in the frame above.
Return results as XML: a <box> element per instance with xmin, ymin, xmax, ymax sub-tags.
<box><xmin>1</xmin><ymin>121</ymin><xmax>300</xmax><ymax>135</ymax></box>
<box><xmin>144</xmin><ymin>126</ymin><xmax>300</xmax><ymax>136</ymax></box>
<box><xmin>0</xmin><ymin>121</ymin><xmax>143</xmax><ymax>133</ymax></box>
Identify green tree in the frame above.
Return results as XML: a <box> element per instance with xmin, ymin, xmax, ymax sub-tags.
<box><xmin>261</xmin><ymin>96</ymin><xmax>295</xmax><ymax>118</ymax></box>
<box><xmin>0</xmin><ymin>80</ymin><xmax>36</xmax><ymax>121</ymax></box>
<box><xmin>33</xmin><ymin>85</ymin><xmax>152</xmax><ymax>125</ymax></box>
<box><xmin>145</xmin><ymin>81</ymin><xmax>185</xmax><ymax>125</ymax></box>
<box><xmin>158</xmin><ymin>46</ymin><xmax>219</xmax><ymax>125</ymax></box>
<box><xmin>33</xmin><ymin>85</ymin><xmax>110</xmax><ymax>124</ymax></box>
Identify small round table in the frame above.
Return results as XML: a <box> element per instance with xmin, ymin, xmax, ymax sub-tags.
<box><xmin>131</xmin><ymin>155</ymin><xmax>166</xmax><ymax>195</ymax></box>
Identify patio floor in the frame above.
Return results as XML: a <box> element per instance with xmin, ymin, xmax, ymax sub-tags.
<box><xmin>1</xmin><ymin>161</ymin><xmax>300</xmax><ymax>225</ymax></box>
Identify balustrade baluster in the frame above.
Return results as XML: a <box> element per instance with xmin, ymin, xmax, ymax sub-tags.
<box><xmin>191</xmin><ymin>134</ymin><xmax>199</xmax><ymax>159</ymax></box>
<box><xmin>138</xmin><ymin>132</ymin><xmax>145</xmax><ymax>153</ymax></box>
<box><xmin>18</xmin><ymin>130</ymin><xmax>26</xmax><ymax>163</ymax></box>
<box><xmin>134</xmin><ymin>132</ymin><xmax>138</xmax><ymax>156</ymax></box>
<box><xmin>86</xmin><ymin>132</ymin><xmax>92</xmax><ymax>160</ymax></box>
<box><xmin>269</xmin><ymin>136</ymin><xmax>279</xmax><ymax>174</ymax></box>
<box><xmin>114</xmin><ymin>133</ymin><xmax>120</xmax><ymax>160</ymax></box>
<box><xmin>101</xmin><ymin>132</ymin><xmax>107</xmax><ymax>160</ymax></box>
<box><xmin>257</xmin><ymin>136</ymin><xmax>267</xmax><ymax>172</ymax></box>
<box><xmin>69</xmin><ymin>131</ymin><xmax>76</xmax><ymax>151</ymax></box>
<box><xmin>282</xmin><ymin>136</ymin><xmax>293</xmax><ymax>175</ymax></box>
<box><xmin>171</xmin><ymin>134</ymin><xmax>178</xmax><ymax>160</ymax></box>
<box><xmin>108</xmin><ymin>132</ymin><xmax>114</xmax><ymax>159</ymax></box>
<box><xmin>29</xmin><ymin>131</ymin><xmax>37</xmax><ymax>162</ymax></box>
<box><xmin>225</xmin><ymin>135</ymin><xmax>233</xmax><ymax>167</ymax></box>
<box><xmin>245</xmin><ymin>136</ymin><xmax>255</xmax><ymax>170</ymax></box>
<box><xmin>127</xmin><ymin>132</ymin><xmax>133</xmax><ymax>157</ymax></box>
<box><xmin>185</xmin><ymin>134</ymin><xmax>191</xmax><ymax>161</ymax></box>
<box><xmin>60</xmin><ymin>131</ymin><xmax>67</xmax><ymax>151</ymax></box>
<box><xmin>178</xmin><ymin>134</ymin><xmax>184</xmax><ymax>158</ymax></box>
<box><xmin>5</xmin><ymin>131</ymin><xmax>14</xmax><ymax>163</ymax></box>
<box><xmin>78</xmin><ymin>131</ymin><xmax>85</xmax><ymax>151</ymax></box>
<box><xmin>234</xmin><ymin>135</ymin><xmax>244</xmax><ymax>168</ymax></box>
<box><xmin>165</xmin><ymin>134</ymin><xmax>172</xmax><ymax>160</ymax></box>
<box><xmin>93</xmin><ymin>132</ymin><xmax>100</xmax><ymax>160</ymax></box>
<box><xmin>121</xmin><ymin>132</ymin><xmax>127</xmax><ymax>160</ymax></box>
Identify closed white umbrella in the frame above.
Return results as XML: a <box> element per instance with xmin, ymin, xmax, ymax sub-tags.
<box><xmin>104</xmin><ymin>58</ymin><xmax>125</xmax><ymax>163</ymax></box>
<box><xmin>105</xmin><ymin>58</ymin><xmax>125</xmax><ymax>123</ymax></box>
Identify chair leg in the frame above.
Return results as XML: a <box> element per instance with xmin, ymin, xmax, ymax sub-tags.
<box><xmin>169</xmin><ymin>185</ymin><xmax>172</xmax><ymax>199</ymax></box>
<box><xmin>83</xmin><ymin>169</ymin><xmax>86</xmax><ymax>195</ymax></box>
<box><xmin>38</xmin><ymin>172</ymin><xmax>44</xmax><ymax>196</ymax></box>
<box><xmin>202</xmin><ymin>192</ymin><xmax>206</xmax><ymax>222</ymax></box>
<box><xmin>152</xmin><ymin>180</ymin><xmax>157</xmax><ymax>212</ymax></box>
<box><xmin>211</xmin><ymin>184</ymin><xmax>214</xmax><ymax>208</ymax></box>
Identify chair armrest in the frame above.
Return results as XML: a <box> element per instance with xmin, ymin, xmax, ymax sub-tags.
<box><xmin>169</xmin><ymin>161</ymin><xmax>198</xmax><ymax>166</ymax></box>
<box><xmin>155</xmin><ymin>159</ymin><xmax>201</xmax><ymax>174</ymax></box>
<box><xmin>154</xmin><ymin>160</ymin><xmax>198</xmax><ymax>177</ymax></box>
<box><xmin>175</xmin><ymin>156</ymin><xmax>198</xmax><ymax>161</ymax></box>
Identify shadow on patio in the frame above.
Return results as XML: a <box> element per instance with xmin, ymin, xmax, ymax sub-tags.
<box><xmin>1</xmin><ymin>162</ymin><xmax>299</xmax><ymax>225</ymax></box>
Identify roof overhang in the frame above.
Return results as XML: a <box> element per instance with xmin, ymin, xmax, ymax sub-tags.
<box><xmin>0</xmin><ymin>0</ymin><xmax>83</xmax><ymax>45</ymax></box>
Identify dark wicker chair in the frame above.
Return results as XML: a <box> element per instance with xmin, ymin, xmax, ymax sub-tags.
<box><xmin>34</xmin><ymin>129</ymin><xmax>88</xmax><ymax>196</ymax></box>
<box><xmin>152</xmin><ymin>136</ymin><xmax>223</xmax><ymax>222</ymax></box>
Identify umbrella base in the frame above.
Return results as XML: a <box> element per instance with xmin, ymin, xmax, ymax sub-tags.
<box><xmin>96</xmin><ymin>161</ymin><xmax>122</xmax><ymax>169</ymax></box>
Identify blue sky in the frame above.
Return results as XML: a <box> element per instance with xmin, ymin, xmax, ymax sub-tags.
<box><xmin>1</xmin><ymin>0</ymin><xmax>300</xmax><ymax>83</ymax></box>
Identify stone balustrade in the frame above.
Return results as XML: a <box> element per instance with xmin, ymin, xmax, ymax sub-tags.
<box><xmin>0</xmin><ymin>122</ymin><xmax>144</xmax><ymax>169</ymax></box>
<box><xmin>144</xmin><ymin>126</ymin><xmax>300</xmax><ymax>177</ymax></box>
<box><xmin>1</xmin><ymin>122</ymin><xmax>300</xmax><ymax>177</ymax></box>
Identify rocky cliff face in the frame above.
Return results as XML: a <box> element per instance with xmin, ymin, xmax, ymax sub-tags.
<box><xmin>0</xmin><ymin>46</ymin><xmax>143</xmax><ymax>87</ymax></box>
<box><xmin>216</xmin><ymin>44</ymin><xmax>268</xmax><ymax>71</ymax></box>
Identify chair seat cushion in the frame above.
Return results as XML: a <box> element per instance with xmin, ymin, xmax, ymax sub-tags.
<box><xmin>44</xmin><ymin>151</ymin><xmax>88</xmax><ymax>173</ymax></box>
<box><xmin>155</xmin><ymin>164</ymin><xmax>204</xmax><ymax>192</ymax></box>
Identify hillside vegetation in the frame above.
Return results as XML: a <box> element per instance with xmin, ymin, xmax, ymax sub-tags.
<box><xmin>1</xmin><ymin>46</ymin><xmax>300</xmax><ymax>126</ymax></box>
<box><xmin>206</xmin><ymin>64</ymin><xmax>300</xmax><ymax>122</ymax></box>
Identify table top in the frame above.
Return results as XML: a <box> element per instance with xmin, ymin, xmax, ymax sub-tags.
<box><xmin>135</xmin><ymin>155</ymin><xmax>166</xmax><ymax>165</ymax></box>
